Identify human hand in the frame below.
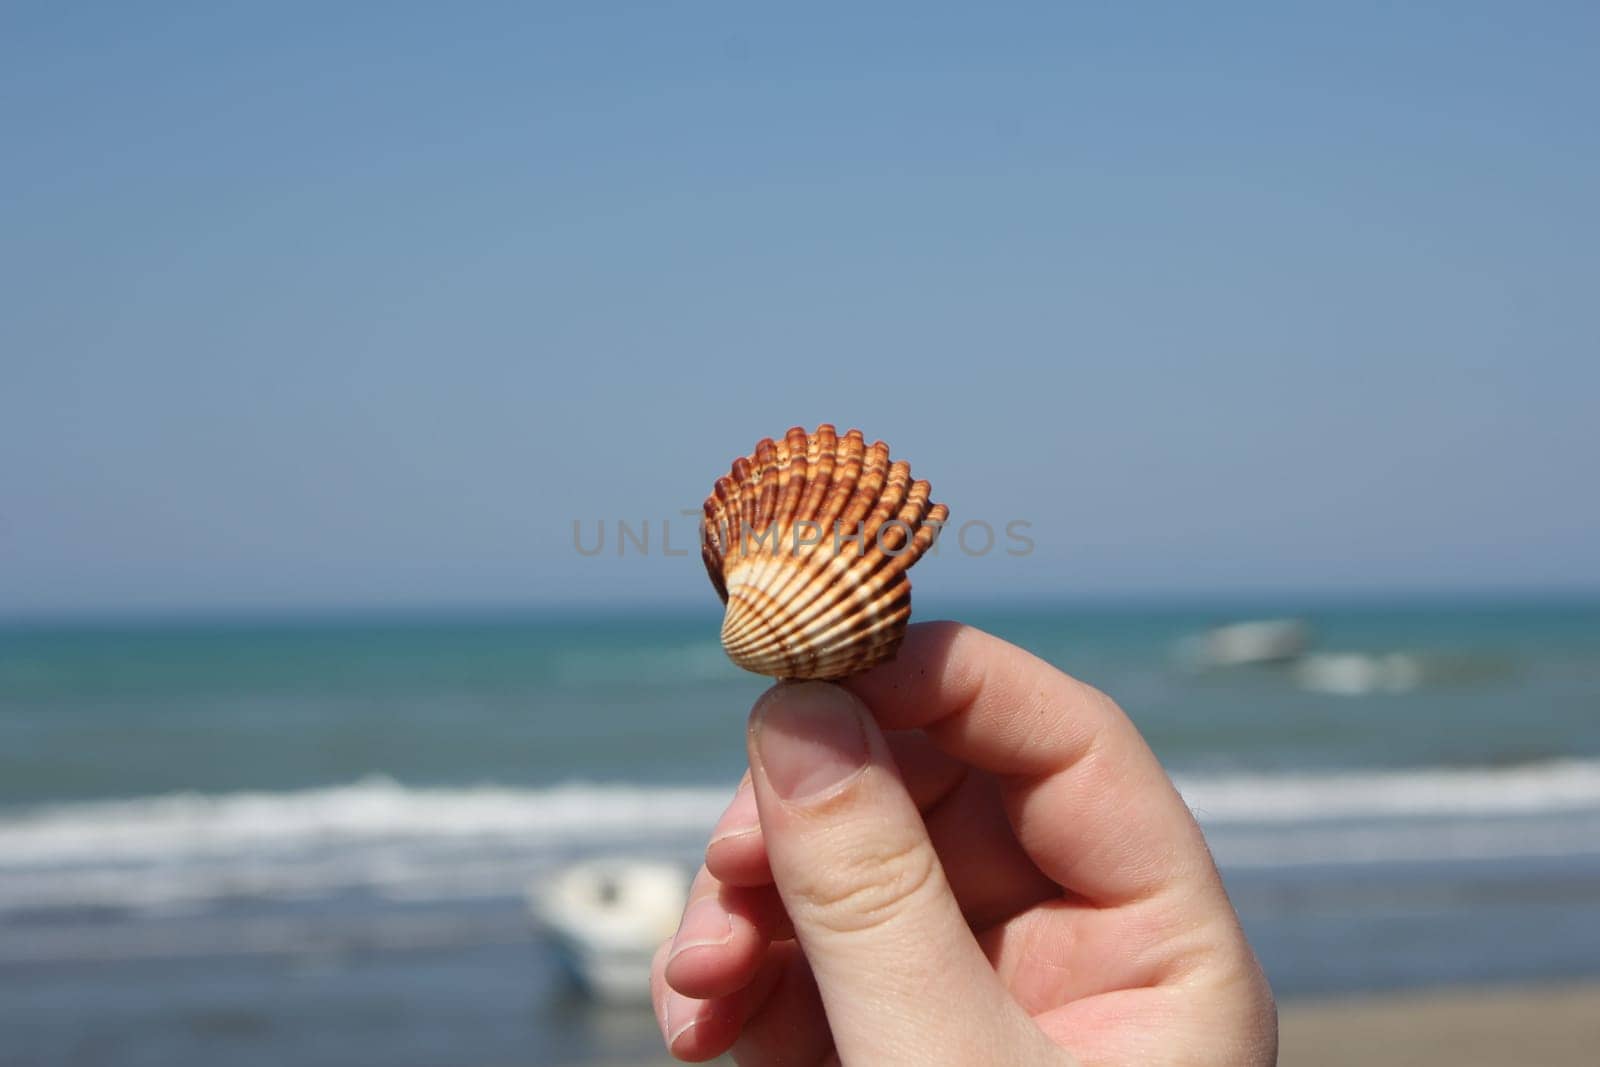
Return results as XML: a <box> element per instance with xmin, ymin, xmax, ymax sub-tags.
<box><xmin>651</xmin><ymin>622</ymin><xmax>1277</xmax><ymax>1065</ymax></box>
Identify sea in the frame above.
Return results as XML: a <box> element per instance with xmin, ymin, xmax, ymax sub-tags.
<box><xmin>2</xmin><ymin>599</ymin><xmax>1599</xmax><ymax>1066</ymax></box>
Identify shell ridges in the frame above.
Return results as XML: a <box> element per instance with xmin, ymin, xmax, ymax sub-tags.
<box><xmin>701</xmin><ymin>424</ymin><xmax>947</xmax><ymax>680</ymax></box>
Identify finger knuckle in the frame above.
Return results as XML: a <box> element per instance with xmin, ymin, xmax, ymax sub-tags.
<box><xmin>792</xmin><ymin>833</ymin><xmax>941</xmax><ymax>935</ymax></box>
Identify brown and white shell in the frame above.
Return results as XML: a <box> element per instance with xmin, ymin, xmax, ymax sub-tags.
<box><xmin>701</xmin><ymin>425</ymin><xmax>948</xmax><ymax>680</ymax></box>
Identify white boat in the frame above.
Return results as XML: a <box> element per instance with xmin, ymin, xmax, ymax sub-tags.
<box><xmin>1178</xmin><ymin>619</ymin><xmax>1311</xmax><ymax>668</ymax></box>
<box><xmin>1295</xmin><ymin>652</ymin><xmax>1422</xmax><ymax>696</ymax></box>
<box><xmin>531</xmin><ymin>859</ymin><xmax>689</xmax><ymax>1004</ymax></box>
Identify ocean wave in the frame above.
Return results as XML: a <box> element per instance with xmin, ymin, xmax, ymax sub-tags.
<box><xmin>1209</xmin><ymin>812</ymin><xmax>1600</xmax><ymax>868</ymax></box>
<box><xmin>2</xmin><ymin>762</ymin><xmax>1600</xmax><ymax>915</ymax></box>
<box><xmin>1174</xmin><ymin>759</ymin><xmax>1600</xmax><ymax>822</ymax></box>
<box><xmin>0</xmin><ymin>777</ymin><xmax>727</xmax><ymax>866</ymax></box>
<box><xmin>0</xmin><ymin>778</ymin><xmax>726</xmax><ymax>915</ymax></box>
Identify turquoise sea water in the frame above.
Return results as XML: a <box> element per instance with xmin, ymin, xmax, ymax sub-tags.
<box><xmin>2</xmin><ymin>599</ymin><xmax>1599</xmax><ymax>1065</ymax></box>
<box><xmin>6</xmin><ymin>600</ymin><xmax>1598</xmax><ymax>803</ymax></box>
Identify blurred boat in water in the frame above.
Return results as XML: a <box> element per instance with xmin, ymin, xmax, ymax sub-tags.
<box><xmin>1178</xmin><ymin>618</ymin><xmax>1441</xmax><ymax>695</ymax></box>
<box><xmin>531</xmin><ymin>859</ymin><xmax>689</xmax><ymax>1004</ymax></box>
<box><xmin>1178</xmin><ymin>619</ymin><xmax>1312</xmax><ymax>668</ymax></box>
<box><xmin>1294</xmin><ymin>652</ymin><xmax>1423</xmax><ymax>696</ymax></box>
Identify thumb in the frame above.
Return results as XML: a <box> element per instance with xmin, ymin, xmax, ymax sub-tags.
<box><xmin>747</xmin><ymin>682</ymin><xmax>1059</xmax><ymax>1066</ymax></box>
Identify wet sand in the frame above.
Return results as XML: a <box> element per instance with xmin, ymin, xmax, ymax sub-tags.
<box><xmin>1278</xmin><ymin>981</ymin><xmax>1600</xmax><ymax>1066</ymax></box>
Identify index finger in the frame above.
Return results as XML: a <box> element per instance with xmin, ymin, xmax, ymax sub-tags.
<box><xmin>842</xmin><ymin>621</ymin><xmax>1223</xmax><ymax>907</ymax></box>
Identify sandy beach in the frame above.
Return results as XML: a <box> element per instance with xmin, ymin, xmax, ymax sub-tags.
<box><xmin>593</xmin><ymin>981</ymin><xmax>1600</xmax><ymax>1067</ymax></box>
<box><xmin>1278</xmin><ymin>981</ymin><xmax>1600</xmax><ymax>1066</ymax></box>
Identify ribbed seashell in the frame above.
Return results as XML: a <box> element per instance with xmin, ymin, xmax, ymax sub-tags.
<box><xmin>701</xmin><ymin>425</ymin><xmax>948</xmax><ymax>680</ymax></box>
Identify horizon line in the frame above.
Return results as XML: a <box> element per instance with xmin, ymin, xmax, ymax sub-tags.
<box><xmin>4</xmin><ymin>585</ymin><xmax>1600</xmax><ymax>630</ymax></box>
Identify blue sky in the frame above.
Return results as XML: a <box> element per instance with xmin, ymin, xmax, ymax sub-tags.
<box><xmin>3</xmin><ymin>3</ymin><xmax>1597</xmax><ymax>617</ymax></box>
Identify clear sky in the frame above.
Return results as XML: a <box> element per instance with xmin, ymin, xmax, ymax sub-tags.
<box><xmin>3</xmin><ymin>3</ymin><xmax>1598</xmax><ymax>617</ymax></box>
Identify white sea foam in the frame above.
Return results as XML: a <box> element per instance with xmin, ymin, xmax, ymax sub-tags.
<box><xmin>1173</xmin><ymin>758</ymin><xmax>1600</xmax><ymax>822</ymax></box>
<box><xmin>0</xmin><ymin>777</ymin><xmax>727</xmax><ymax>866</ymax></box>
<box><xmin>1208</xmin><ymin>812</ymin><xmax>1600</xmax><ymax>868</ymax></box>
<box><xmin>0</xmin><ymin>778</ymin><xmax>726</xmax><ymax>915</ymax></box>
<box><xmin>2</xmin><ymin>762</ymin><xmax>1599</xmax><ymax>916</ymax></box>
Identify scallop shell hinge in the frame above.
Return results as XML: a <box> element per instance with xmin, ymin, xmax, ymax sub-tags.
<box><xmin>700</xmin><ymin>424</ymin><xmax>948</xmax><ymax>680</ymax></box>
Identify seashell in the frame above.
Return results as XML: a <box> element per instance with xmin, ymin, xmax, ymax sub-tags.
<box><xmin>701</xmin><ymin>424</ymin><xmax>948</xmax><ymax>680</ymax></box>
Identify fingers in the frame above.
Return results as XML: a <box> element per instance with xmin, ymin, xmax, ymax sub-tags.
<box><xmin>727</xmin><ymin>940</ymin><xmax>834</xmax><ymax>1067</ymax></box>
<box><xmin>704</xmin><ymin>774</ymin><xmax>766</xmax><ymax>886</ymax></box>
<box><xmin>980</xmin><ymin>898</ymin><xmax>1190</xmax><ymax>1014</ymax></box>
<box><xmin>664</xmin><ymin>866</ymin><xmax>787</xmax><ymax>1000</ymax></box>
<box><xmin>680</xmin><ymin>735</ymin><xmax>970</xmax><ymax>1002</ymax></box>
<box><xmin>664</xmin><ymin>624</ymin><xmax>1265</xmax><ymax>1064</ymax></box>
<box><xmin>920</xmin><ymin>768</ymin><xmax>1058</xmax><ymax>929</ymax></box>
<box><xmin>707</xmin><ymin>749</ymin><xmax>1054</xmax><ymax>933</ymax></box>
<box><xmin>843</xmin><ymin>622</ymin><xmax>1224</xmax><ymax>907</ymax></box>
<box><xmin>668</xmin><ymin>733</ymin><xmax>995</xmax><ymax>1051</ymax></box>
<box><xmin>654</xmin><ymin>936</ymin><xmax>835</xmax><ymax>1065</ymax></box>
<box><xmin>707</xmin><ymin>731</ymin><xmax>967</xmax><ymax>889</ymax></box>
<box><xmin>652</xmin><ymin>940</ymin><xmax>745</xmax><ymax>1062</ymax></box>
<box><xmin>746</xmin><ymin>682</ymin><xmax>1060</xmax><ymax>1066</ymax></box>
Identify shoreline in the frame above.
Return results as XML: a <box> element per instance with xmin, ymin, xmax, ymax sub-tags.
<box><xmin>1279</xmin><ymin>980</ymin><xmax>1600</xmax><ymax>1066</ymax></box>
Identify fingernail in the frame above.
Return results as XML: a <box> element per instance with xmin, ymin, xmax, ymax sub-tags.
<box><xmin>664</xmin><ymin>994</ymin><xmax>697</xmax><ymax>1047</ymax></box>
<box><xmin>708</xmin><ymin>783</ymin><xmax>760</xmax><ymax>845</ymax></box>
<box><xmin>654</xmin><ymin>964</ymin><xmax>672</xmax><ymax>1041</ymax></box>
<box><xmin>754</xmin><ymin>683</ymin><xmax>870</xmax><ymax>802</ymax></box>
<box><xmin>669</xmin><ymin>897</ymin><xmax>733</xmax><ymax>960</ymax></box>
